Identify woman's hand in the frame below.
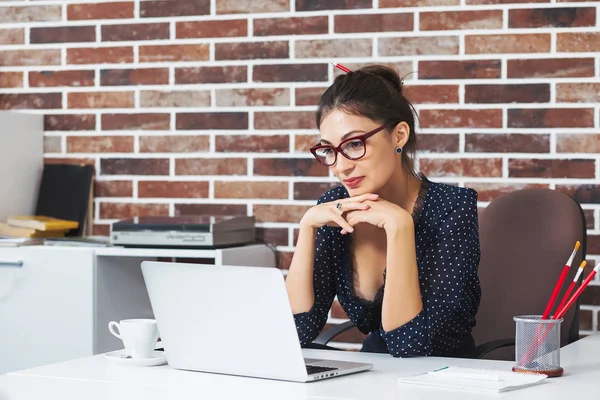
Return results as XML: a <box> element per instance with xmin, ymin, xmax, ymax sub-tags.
<box><xmin>343</xmin><ymin>198</ymin><xmax>412</xmax><ymax>234</ymax></box>
<box><xmin>300</xmin><ymin>193</ymin><xmax>380</xmax><ymax>234</ymax></box>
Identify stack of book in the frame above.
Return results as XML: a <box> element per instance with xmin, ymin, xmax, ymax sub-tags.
<box><xmin>0</xmin><ymin>216</ymin><xmax>79</xmax><ymax>239</ymax></box>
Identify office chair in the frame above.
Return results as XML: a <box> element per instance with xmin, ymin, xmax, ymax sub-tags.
<box><xmin>469</xmin><ymin>188</ymin><xmax>587</xmax><ymax>360</ymax></box>
<box><xmin>314</xmin><ymin>188</ymin><xmax>587</xmax><ymax>360</ymax></box>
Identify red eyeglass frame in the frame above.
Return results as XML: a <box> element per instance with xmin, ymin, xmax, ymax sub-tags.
<box><xmin>309</xmin><ymin>124</ymin><xmax>389</xmax><ymax>166</ymax></box>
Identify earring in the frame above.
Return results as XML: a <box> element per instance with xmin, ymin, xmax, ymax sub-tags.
<box><xmin>395</xmin><ymin>146</ymin><xmax>403</xmax><ymax>154</ymax></box>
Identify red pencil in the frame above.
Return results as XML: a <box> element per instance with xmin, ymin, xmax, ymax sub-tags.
<box><xmin>555</xmin><ymin>263</ymin><xmax>600</xmax><ymax>320</ymax></box>
<box><xmin>542</xmin><ymin>241</ymin><xmax>580</xmax><ymax>320</ymax></box>
<box><xmin>329</xmin><ymin>61</ymin><xmax>351</xmax><ymax>73</ymax></box>
<box><xmin>554</xmin><ymin>260</ymin><xmax>586</xmax><ymax>317</ymax></box>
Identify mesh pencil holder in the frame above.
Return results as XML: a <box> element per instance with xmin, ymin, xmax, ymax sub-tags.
<box><xmin>513</xmin><ymin>315</ymin><xmax>563</xmax><ymax>378</ymax></box>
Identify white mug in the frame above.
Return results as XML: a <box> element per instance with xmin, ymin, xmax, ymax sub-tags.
<box><xmin>108</xmin><ymin>319</ymin><xmax>159</xmax><ymax>359</ymax></box>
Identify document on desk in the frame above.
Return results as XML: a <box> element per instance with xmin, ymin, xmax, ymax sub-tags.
<box><xmin>397</xmin><ymin>366</ymin><xmax>548</xmax><ymax>394</ymax></box>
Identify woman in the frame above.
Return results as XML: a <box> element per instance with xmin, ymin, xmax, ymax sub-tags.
<box><xmin>285</xmin><ymin>65</ymin><xmax>481</xmax><ymax>358</ymax></box>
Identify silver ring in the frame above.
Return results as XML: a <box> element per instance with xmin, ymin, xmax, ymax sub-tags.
<box><xmin>336</xmin><ymin>202</ymin><xmax>342</xmax><ymax>210</ymax></box>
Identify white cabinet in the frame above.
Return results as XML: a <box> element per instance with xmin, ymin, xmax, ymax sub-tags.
<box><xmin>0</xmin><ymin>247</ymin><xmax>94</xmax><ymax>374</ymax></box>
<box><xmin>0</xmin><ymin>244</ymin><xmax>276</xmax><ymax>374</ymax></box>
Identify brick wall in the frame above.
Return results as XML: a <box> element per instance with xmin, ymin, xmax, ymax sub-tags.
<box><xmin>0</xmin><ymin>0</ymin><xmax>599</xmax><ymax>349</ymax></box>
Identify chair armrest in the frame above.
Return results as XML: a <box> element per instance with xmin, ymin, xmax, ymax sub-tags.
<box><xmin>313</xmin><ymin>320</ymin><xmax>355</xmax><ymax>346</ymax></box>
<box><xmin>469</xmin><ymin>339</ymin><xmax>515</xmax><ymax>359</ymax></box>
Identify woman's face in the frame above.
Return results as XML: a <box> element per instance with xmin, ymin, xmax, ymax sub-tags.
<box><xmin>318</xmin><ymin>109</ymin><xmax>403</xmax><ymax>196</ymax></box>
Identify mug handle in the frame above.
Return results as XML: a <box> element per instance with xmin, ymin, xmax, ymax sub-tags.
<box><xmin>108</xmin><ymin>321</ymin><xmax>121</xmax><ymax>339</ymax></box>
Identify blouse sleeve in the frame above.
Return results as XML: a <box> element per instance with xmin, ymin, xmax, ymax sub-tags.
<box><xmin>292</xmin><ymin>198</ymin><xmax>337</xmax><ymax>346</ymax></box>
<box><xmin>380</xmin><ymin>188</ymin><xmax>481</xmax><ymax>357</ymax></box>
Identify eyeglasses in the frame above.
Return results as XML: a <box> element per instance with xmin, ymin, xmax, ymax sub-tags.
<box><xmin>310</xmin><ymin>124</ymin><xmax>388</xmax><ymax>167</ymax></box>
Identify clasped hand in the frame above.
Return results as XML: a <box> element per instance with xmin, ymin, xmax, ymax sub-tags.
<box><xmin>300</xmin><ymin>193</ymin><xmax>411</xmax><ymax>235</ymax></box>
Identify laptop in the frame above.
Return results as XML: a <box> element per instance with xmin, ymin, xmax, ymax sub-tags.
<box><xmin>140</xmin><ymin>261</ymin><xmax>373</xmax><ymax>382</ymax></box>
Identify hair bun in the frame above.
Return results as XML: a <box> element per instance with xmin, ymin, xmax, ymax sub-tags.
<box><xmin>359</xmin><ymin>65</ymin><xmax>403</xmax><ymax>93</ymax></box>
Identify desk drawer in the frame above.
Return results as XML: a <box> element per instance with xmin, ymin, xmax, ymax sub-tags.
<box><xmin>0</xmin><ymin>246</ymin><xmax>95</xmax><ymax>374</ymax></box>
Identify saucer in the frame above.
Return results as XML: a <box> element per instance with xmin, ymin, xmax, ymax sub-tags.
<box><xmin>104</xmin><ymin>350</ymin><xmax>167</xmax><ymax>367</ymax></box>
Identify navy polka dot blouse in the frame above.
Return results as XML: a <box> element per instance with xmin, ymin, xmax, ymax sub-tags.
<box><xmin>293</xmin><ymin>174</ymin><xmax>482</xmax><ymax>358</ymax></box>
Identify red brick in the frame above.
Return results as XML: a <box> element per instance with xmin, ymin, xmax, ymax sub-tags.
<box><xmin>255</xmin><ymin>111</ymin><xmax>314</xmax><ymax>130</ymax></box>
<box><xmin>296</xmin><ymin>0</ymin><xmax>371</xmax><ymax>11</ymax></box>
<box><xmin>404</xmin><ymin>84</ymin><xmax>459</xmax><ymax>104</ymax></box>
<box><xmin>139</xmin><ymin>136</ymin><xmax>210</xmax><ymax>153</ymax></box>
<box><xmin>256</xmin><ymin>228</ymin><xmax>289</xmax><ymax>247</ymax></box>
<box><xmin>215</xmin><ymin>89</ymin><xmax>289</xmax><ymax>107</ymax></box>
<box><xmin>175</xmin><ymin>203</ymin><xmax>247</xmax><ymax>217</ymax></box>
<box><xmin>0</xmin><ymin>72</ymin><xmax>23</xmax><ymax>88</ymax></box>
<box><xmin>216</xmin><ymin>41</ymin><xmax>288</xmax><ymax>60</ymax></box>
<box><xmin>177</xmin><ymin>19</ymin><xmax>247</xmax><ymax>38</ymax></box>
<box><xmin>67</xmin><ymin>47</ymin><xmax>133</xmax><ymax>65</ymax></box>
<box><xmin>0</xmin><ymin>93</ymin><xmax>61</xmax><ymax>110</ymax></box>
<box><xmin>253</xmin><ymin>64</ymin><xmax>327</xmax><ymax>83</ymax></box>
<box><xmin>509</xmin><ymin>7</ymin><xmax>596</xmax><ymax>28</ymax></box>
<box><xmin>29</xmin><ymin>70</ymin><xmax>95</xmax><ymax>87</ymax></box>
<box><xmin>322</xmin><ymin>323</ymin><xmax>366</xmax><ymax>344</ymax></box>
<box><xmin>102</xmin><ymin>23</ymin><xmax>169</xmax><ymax>41</ymax></box>
<box><xmin>176</xmin><ymin>112</ymin><xmax>248</xmax><ymax>130</ymax></box>
<box><xmin>420</xmin><ymin>158</ymin><xmax>503</xmax><ymax>177</ymax></box>
<box><xmin>30</xmin><ymin>26</ymin><xmax>95</xmax><ymax>44</ymax></box>
<box><xmin>68</xmin><ymin>2</ymin><xmax>134</xmax><ymax>20</ymax></box>
<box><xmin>141</xmin><ymin>0</ymin><xmax>210</xmax><ymax>17</ymax></box>
<box><xmin>99</xmin><ymin>203</ymin><xmax>169</xmax><ymax>219</ymax></box>
<box><xmin>508</xmin><ymin>108</ymin><xmax>594</xmax><ymax>128</ymax></box>
<box><xmin>175</xmin><ymin>158</ymin><xmax>247</xmax><ymax>176</ymax></box>
<box><xmin>215</xmin><ymin>135</ymin><xmax>289</xmax><ymax>153</ymax></box>
<box><xmin>421</xmin><ymin>10</ymin><xmax>502</xmax><ymax>30</ymax></box>
<box><xmin>0</xmin><ymin>49</ymin><xmax>61</xmax><ymax>66</ymax></box>
<box><xmin>465</xmin><ymin>84</ymin><xmax>550</xmax><ymax>103</ymax></box>
<box><xmin>44</xmin><ymin>137</ymin><xmax>62</xmax><ymax>153</ymax></box>
<box><xmin>254</xmin><ymin>16</ymin><xmax>327</xmax><ymax>36</ymax></box>
<box><xmin>557</xmin><ymin>134</ymin><xmax>600</xmax><ymax>153</ymax></box>
<box><xmin>254</xmin><ymin>158</ymin><xmax>327</xmax><ymax>177</ymax></box>
<box><xmin>335</xmin><ymin>13</ymin><xmax>413</xmax><ymax>33</ymax></box>
<box><xmin>507</xmin><ymin>58</ymin><xmax>595</xmax><ymax>78</ymax></box>
<box><xmin>556</xmin><ymin>185</ymin><xmax>600</xmax><ymax>204</ymax></box>
<box><xmin>68</xmin><ymin>91</ymin><xmax>134</xmax><ymax>109</ymax></box>
<box><xmin>466</xmin><ymin>34</ymin><xmax>551</xmax><ymax>54</ymax></box>
<box><xmin>467</xmin><ymin>0</ymin><xmax>549</xmax><ymax>3</ymax></box>
<box><xmin>294</xmin><ymin>182</ymin><xmax>339</xmax><ymax>200</ymax></box>
<box><xmin>419</xmin><ymin>60</ymin><xmax>501</xmax><ymax>79</ymax></box>
<box><xmin>93</xmin><ymin>224</ymin><xmax>110</xmax><ymax>236</ymax></box>
<box><xmin>102</xmin><ymin>113</ymin><xmax>170</xmax><ymax>130</ymax></box>
<box><xmin>175</xmin><ymin>66</ymin><xmax>247</xmax><ymax>84</ymax></box>
<box><xmin>0</xmin><ymin>28</ymin><xmax>24</xmax><ymax>45</ymax></box>
<box><xmin>295</xmin><ymin>87</ymin><xmax>326</xmax><ymax>106</ymax></box>
<box><xmin>296</xmin><ymin>39</ymin><xmax>371</xmax><ymax>58</ymax></box>
<box><xmin>254</xmin><ymin>204</ymin><xmax>311</xmax><ymax>223</ymax></box>
<box><xmin>331</xmin><ymin>301</ymin><xmax>349</xmax><ymax>319</ymax></box>
<box><xmin>139</xmin><ymin>44</ymin><xmax>209</xmax><ymax>63</ymax></box>
<box><xmin>95</xmin><ymin>180</ymin><xmax>133</xmax><ymax>197</ymax></box>
<box><xmin>379</xmin><ymin>37</ymin><xmax>458</xmax><ymax>56</ymax></box>
<box><xmin>295</xmin><ymin>135</ymin><xmax>319</xmax><ymax>152</ymax></box>
<box><xmin>140</xmin><ymin>90</ymin><xmax>211</xmax><ymax>108</ymax></box>
<box><xmin>100</xmin><ymin>68</ymin><xmax>169</xmax><ymax>86</ymax></box>
<box><xmin>138</xmin><ymin>181</ymin><xmax>209</xmax><ymax>198</ymax></box>
<box><xmin>556</xmin><ymin>83</ymin><xmax>600</xmax><ymax>103</ymax></box>
<box><xmin>465</xmin><ymin>182</ymin><xmax>549</xmax><ymax>202</ymax></box>
<box><xmin>67</xmin><ymin>136</ymin><xmax>134</xmax><ymax>153</ymax></box>
<box><xmin>101</xmin><ymin>158</ymin><xmax>170</xmax><ymax>175</ymax></box>
<box><xmin>465</xmin><ymin>134</ymin><xmax>550</xmax><ymax>153</ymax></box>
<box><xmin>419</xmin><ymin>109</ymin><xmax>502</xmax><ymax>128</ymax></box>
<box><xmin>214</xmin><ymin>181</ymin><xmax>288</xmax><ymax>199</ymax></box>
<box><xmin>558</xmin><ymin>33</ymin><xmax>600</xmax><ymax>52</ymax></box>
<box><xmin>45</xmin><ymin>157</ymin><xmax>96</xmax><ymax>167</ymax></box>
<box><xmin>44</xmin><ymin>114</ymin><xmax>96</xmax><ymax>131</ymax></box>
<box><xmin>579</xmin><ymin>309</ymin><xmax>593</xmax><ymax>330</ymax></box>
<box><xmin>216</xmin><ymin>0</ymin><xmax>289</xmax><ymax>14</ymax></box>
<box><xmin>418</xmin><ymin>134</ymin><xmax>460</xmax><ymax>153</ymax></box>
<box><xmin>509</xmin><ymin>159</ymin><xmax>595</xmax><ymax>179</ymax></box>
<box><xmin>380</xmin><ymin>0</ymin><xmax>459</xmax><ymax>6</ymax></box>
<box><xmin>0</xmin><ymin>5</ymin><xmax>61</xmax><ymax>23</ymax></box>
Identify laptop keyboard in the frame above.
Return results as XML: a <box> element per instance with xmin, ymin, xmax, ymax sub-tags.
<box><xmin>306</xmin><ymin>365</ymin><xmax>339</xmax><ymax>375</ymax></box>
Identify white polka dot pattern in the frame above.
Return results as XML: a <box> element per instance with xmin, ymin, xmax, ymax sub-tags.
<box><xmin>293</xmin><ymin>177</ymin><xmax>482</xmax><ymax>358</ymax></box>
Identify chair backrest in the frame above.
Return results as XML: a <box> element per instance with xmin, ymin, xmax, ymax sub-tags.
<box><xmin>472</xmin><ymin>188</ymin><xmax>587</xmax><ymax>360</ymax></box>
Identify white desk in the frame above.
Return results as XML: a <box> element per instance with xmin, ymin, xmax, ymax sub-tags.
<box><xmin>1</xmin><ymin>333</ymin><xmax>599</xmax><ymax>400</ymax></box>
